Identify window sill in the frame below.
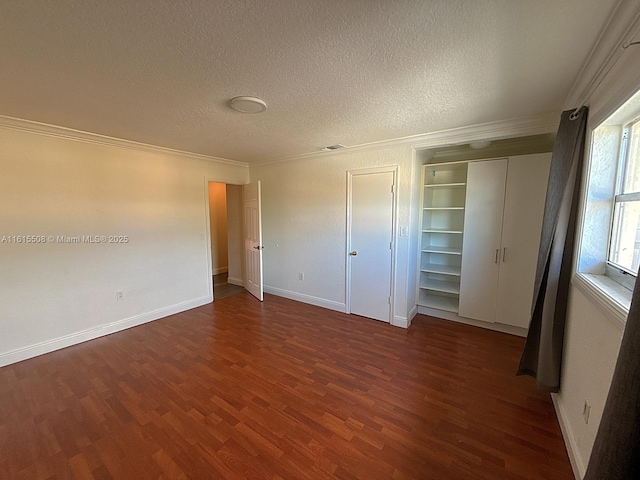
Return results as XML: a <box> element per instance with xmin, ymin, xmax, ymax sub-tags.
<box><xmin>572</xmin><ymin>273</ymin><xmax>630</xmax><ymax>327</ymax></box>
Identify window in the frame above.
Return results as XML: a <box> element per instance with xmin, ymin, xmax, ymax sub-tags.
<box><xmin>609</xmin><ymin>118</ymin><xmax>640</xmax><ymax>275</ymax></box>
<box><xmin>577</xmin><ymin>89</ymin><xmax>640</xmax><ymax>317</ymax></box>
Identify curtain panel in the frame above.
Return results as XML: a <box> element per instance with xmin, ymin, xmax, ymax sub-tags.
<box><xmin>517</xmin><ymin>106</ymin><xmax>588</xmax><ymax>392</ymax></box>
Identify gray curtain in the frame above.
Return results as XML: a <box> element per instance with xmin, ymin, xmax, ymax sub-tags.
<box><xmin>583</xmin><ymin>280</ymin><xmax>640</xmax><ymax>479</ymax></box>
<box><xmin>516</xmin><ymin>106</ymin><xmax>588</xmax><ymax>392</ymax></box>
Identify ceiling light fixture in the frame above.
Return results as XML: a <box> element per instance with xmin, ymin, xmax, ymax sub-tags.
<box><xmin>229</xmin><ymin>96</ymin><xmax>267</xmax><ymax>114</ymax></box>
<box><xmin>469</xmin><ymin>140</ymin><xmax>492</xmax><ymax>149</ymax></box>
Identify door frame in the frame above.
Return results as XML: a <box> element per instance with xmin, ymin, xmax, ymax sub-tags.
<box><xmin>203</xmin><ymin>176</ymin><xmax>246</xmax><ymax>302</ymax></box>
<box><xmin>346</xmin><ymin>166</ymin><xmax>398</xmax><ymax>321</ymax></box>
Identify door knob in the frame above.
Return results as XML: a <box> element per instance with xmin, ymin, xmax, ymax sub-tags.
<box><xmin>349</xmin><ymin>251</ymin><xmax>358</xmax><ymax>256</ymax></box>
<box><xmin>253</xmin><ymin>245</ymin><xmax>263</xmax><ymax>250</ymax></box>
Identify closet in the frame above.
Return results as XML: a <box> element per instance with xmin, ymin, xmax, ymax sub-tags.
<box><xmin>417</xmin><ymin>152</ymin><xmax>551</xmax><ymax>331</ymax></box>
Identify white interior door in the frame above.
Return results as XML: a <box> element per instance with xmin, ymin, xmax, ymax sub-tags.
<box><xmin>495</xmin><ymin>154</ymin><xmax>551</xmax><ymax>328</ymax></box>
<box><xmin>243</xmin><ymin>181</ymin><xmax>263</xmax><ymax>301</ymax></box>
<box><xmin>348</xmin><ymin>169</ymin><xmax>395</xmax><ymax>323</ymax></box>
<box><xmin>458</xmin><ymin>159</ymin><xmax>508</xmax><ymax>323</ymax></box>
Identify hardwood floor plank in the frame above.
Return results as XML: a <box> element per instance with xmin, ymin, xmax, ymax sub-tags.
<box><xmin>0</xmin><ymin>292</ymin><xmax>574</xmax><ymax>479</ymax></box>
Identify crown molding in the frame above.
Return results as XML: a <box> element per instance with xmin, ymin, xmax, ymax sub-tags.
<box><xmin>408</xmin><ymin>112</ymin><xmax>560</xmax><ymax>150</ymax></box>
<box><xmin>0</xmin><ymin>112</ymin><xmax>558</xmax><ymax>169</ymax></box>
<box><xmin>430</xmin><ymin>133</ymin><xmax>555</xmax><ymax>162</ymax></box>
<box><xmin>0</xmin><ymin>115</ymin><xmax>248</xmax><ymax>168</ymax></box>
<box><xmin>252</xmin><ymin>112</ymin><xmax>560</xmax><ymax>167</ymax></box>
<box><xmin>564</xmin><ymin>0</ymin><xmax>640</xmax><ymax>109</ymax></box>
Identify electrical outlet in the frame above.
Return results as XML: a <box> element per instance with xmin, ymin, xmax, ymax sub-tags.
<box><xmin>298</xmin><ymin>272</ymin><xmax>304</xmax><ymax>281</ymax></box>
<box><xmin>116</xmin><ymin>291</ymin><xmax>124</xmax><ymax>300</ymax></box>
<box><xmin>583</xmin><ymin>400</ymin><xmax>591</xmax><ymax>424</ymax></box>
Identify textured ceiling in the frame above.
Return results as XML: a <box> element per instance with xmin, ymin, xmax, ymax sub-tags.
<box><xmin>0</xmin><ymin>0</ymin><xmax>619</xmax><ymax>163</ymax></box>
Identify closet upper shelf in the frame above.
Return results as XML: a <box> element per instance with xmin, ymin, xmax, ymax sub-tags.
<box><xmin>424</xmin><ymin>182</ymin><xmax>466</xmax><ymax>189</ymax></box>
<box><xmin>423</xmin><ymin>207</ymin><xmax>464</xmax><ymax>211</ymax></box>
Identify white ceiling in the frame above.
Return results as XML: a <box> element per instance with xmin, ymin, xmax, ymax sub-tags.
<box><xmin>0</xmin><ymin>1</ymin><xmax>619</xmax><ymax>164</ymax></box>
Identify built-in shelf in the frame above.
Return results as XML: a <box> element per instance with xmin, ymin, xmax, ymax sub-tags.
<box><xmin>420</xmin><ymin>278</ymin><xmax>461</xmax><ymax>294</ymax></box>
<box><xmin>419</xmin><ymin>293</ymin><xmax>459</xmax><ymax>313</ymax></box>
<box><xmin>422</xmin><ymin>228</ymin><xmax>463</xmax><ymax>234</ymax></box>
<box><xmin>421</xmin><ymin>263</ymin><xmax>461</xmax><ymax>276</ymax></box>
<box><xmin>423</xmin><ymin>207</ymin><xmax>465</xmax><ymax>211</ymax></box>
<box><xmin>418</xmin><ymin>161</ymin><xmax>468</xmax><ymax>314</ymax></box>
<box><xmin>424</xmin><ymin>182</ymin><xmax>466</xmax><ymax>189</ymax></box>
<box><xmin>421</xmin><ymin>246</ymin><xmax>462</xmax><ymax>255</ymax></box>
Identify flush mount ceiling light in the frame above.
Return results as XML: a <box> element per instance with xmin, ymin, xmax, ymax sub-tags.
<box><xmin>229</xmin><ymin>96</ymin><xmax>267</xmax><ymax>114</ymax></box>
<box><xmin>469</xmin><ymin>140</ymin><xmax>492</xmax><ymax>150</ymax></box>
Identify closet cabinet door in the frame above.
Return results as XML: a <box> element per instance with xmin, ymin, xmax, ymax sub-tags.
<box><xmin>495</xmin><ymin>153</ymin><xmax>551</xmax><ymax>328</ymax></box>
<box><xmin>458</xmin><ymin>159</ymin><xmax>508</xmax><ymax>323</ymax></box>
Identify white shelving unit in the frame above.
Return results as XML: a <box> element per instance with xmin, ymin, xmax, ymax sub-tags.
<box><xmin>418</xmin><ymin>162</ymin><xmax>468</xmax><ymax>313</ymax></box>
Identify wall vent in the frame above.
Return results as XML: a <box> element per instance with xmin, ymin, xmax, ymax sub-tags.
<box><xmin>321</xmin><ymin>144</ymin><xmax>346</xmax><ymax>151</ymax></box>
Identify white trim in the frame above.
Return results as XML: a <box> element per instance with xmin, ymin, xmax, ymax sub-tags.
<box><xmin>264</xmin><ymin>286</ymin><xmax>346</xmax><ymax>313</ymax></box>
<box><xmin>551</xmin><ymin>393</ymin><xmax>585</xmax><ymax>480</ymax></box>
<box><xmin>392</xmin><ymin>305</ymin><xmax>417</xmax><ymax>329</ymax></box>
<box><xmin>252</xmin><ymin>113</ymin><xmax>560</xmax><ymax>166</ymax></box>
<box><xmin>416</xmin><ymin>306</ymin><xmax>528</xmax><ymax>337</ymax></box>
<box><xmin>408</xmin><ymin>304</ymin><xmax>418</xmax><ymax>323</ymax></box>
<box><xmin>204</xmin><ymin>177</ymin><xmax>248</xmax><ymax>304</ymax></box>
<box><xmin>564</xmin><ymin>0</ymin><xmax>640</xmax><ymax>109</ymax></box>
<box><xmin>392</xmin><ymin>316</ymin><xmax>410</xmax><ymax>329</ymax></box>
<box><xmin>0</xmin><ymin>114</ymin><xmax>248</xmax><ymax>168</ymax></box>
<box><xmin>409</xmin><ymin>113</ymin><xmax>559</xmax><ymax>150</ymax></box>
<box><xmin>0</xmin><ymin>295</ymin><xmax>212</xmax><ymax>368</ymax></box>
<box><xmin>212</xmin><ymin>266</ymin><xmax>229</xmax><ymax>275</ymax></box>
<box><xmin>227</xmin><ymin>276</ymin><xmax>244</xmax><ymax>286</ymax></box>
<box><xmin>0</xmin><ymin>111</ymin><xmax>559</xmax><ymax>170</ymax></box>
<box><xmin>572</xmin><ymin>273</ymin><xmax>628</xmax><ymax>327</ymax></box>
<box><xmin>203</xmin><ymin>179</ymin><xmax>214</xmax><ymax>301</ymax></box>
<box><xmin>346</xmin><ymin>166</ymin><xmax>398</xmax><ymax>324</ymax></box>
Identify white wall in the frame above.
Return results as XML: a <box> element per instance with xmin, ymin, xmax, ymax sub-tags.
<box><xmin>226</xmin><ymin>184</ymin><xmax>244</xmax><ymax>286</ymax></box>
<box><xmin>554</xmin><ymin>286</ymin><xmax>624</xmax><ymax>476</ymax></box>
<box><xmin>208</xmin><ymin>182</ymin><xmax>228</xmax><ymax>274</ymax></box>
<box><xmin>250</xmin><ymin>145</ymin><xmax>416</xmax><ymax>326</ymax></box>
<box><xmin>554</xmin><ymin>31</ymin><xmax>640</xmax><ymax>478</ymax></box>
<box><xmin>0</xmin><ymin>125</ymin><xmax>248</xmax><ymax>366</ymax></box>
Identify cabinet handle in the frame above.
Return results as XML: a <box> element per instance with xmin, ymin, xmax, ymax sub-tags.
<box><xmin>495</xmin><ymin>249</ymin><xmax>499</xmax><ymax>264</ymax></box>
<box><xmin>502</xmin><ymin>247</ymin><xmax>506</xmax><ymax>262</ymax></box>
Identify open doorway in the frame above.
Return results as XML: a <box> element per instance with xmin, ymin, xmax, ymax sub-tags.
<box><xmin>208</xmin><ymin>182</ymin><xmax>244</xmax><ymax>299</ymax></box>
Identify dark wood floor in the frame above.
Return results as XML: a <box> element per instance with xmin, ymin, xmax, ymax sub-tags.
<box><xmin>0</xmin><ymin>293</ymin><xmax>574</xmax><ymax>480</ymax></box>
<box><xmin>213</xmin><ymin>273</ymin><xmax>244</xmax><ymax>300</ymax></box>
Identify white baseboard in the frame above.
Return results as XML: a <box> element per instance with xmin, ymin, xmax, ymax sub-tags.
<box><xmin>391</xmin><ymin>316</ymin><xmax>409</xmax><ymax>328</ymax></box>
<box><xmin>552</xmin><ymin>393</ymin><xmax>585</xmax><ymax>480</ymax></box>
<box><xmin>264</xmin><ymin>286</ymin><xmax>346</xmax><ymax>313</ymax></box>
<box><xmin>408</xmin><ymin>305</ymin><xmax>418</xmax><ymax>324</ymax></box>
<box><xmin>227</xmin><ymin>276</ymin><xmax>244</xmax><ymax>286</ymax></box>
<box><xmin>212</xmin><ymin>266</ymin><xmax>229</xmax><ymax>275</ymax></box>
<box><xmin>0</xmin><ymin>295</ymin><xmax>213</xmax><ymax>368</ymax></box>
<box><xmin>416</xmin><ymin>306</ymin><xmax>528</xmax><ymax>337</ymax></box>
<box><xmin>392</xmin><ymin>305</ymin><xmax>418</xmax><ymax>329</ymax></box>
